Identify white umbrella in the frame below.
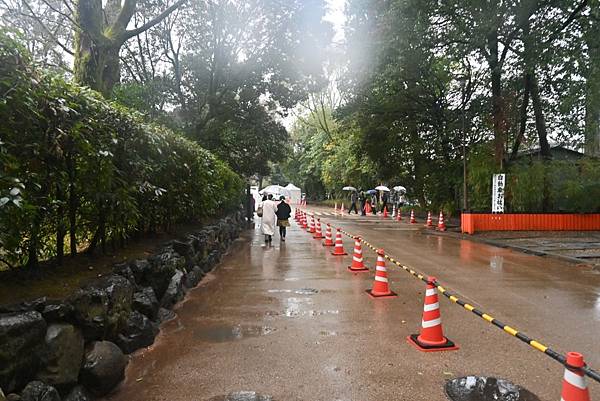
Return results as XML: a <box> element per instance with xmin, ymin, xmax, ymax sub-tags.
<box><xmin>260</xmin><ymin>185</ymin><xmax>291</xmax><ymax>197</ymax></box>
<box><xmin>342</xmin><ymin>186</ymin><xmax>357</xmax><ymax>191</ymax></box>
<box><xmin>393</xmin><ymin>185</ymin><xmax>407</xmax><ymax>193</ymax></box>
<box><xmin>375</xmin><ymin>185</ymin><xmax>390</xmax><ymax>192</ymax></box>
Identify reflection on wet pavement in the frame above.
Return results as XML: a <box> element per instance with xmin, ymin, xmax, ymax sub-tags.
<box><xmin>103</xmin><ymin>209</ymin><xmax>600</xmax><ymax>401</ymax></box>
<box><xmin>445</xmin><ymin>376</ymin><xmax>541</xmax><ymax>401</ymax></box>
<box><xmin>194</xmin><ymin>324</ymin><xmax>276</xmax><ymax>342</ymax></box>
<box><xmin>207</xmin><ymin>391</ymin><xmax>273</xmax><ymax>401</ymax></box>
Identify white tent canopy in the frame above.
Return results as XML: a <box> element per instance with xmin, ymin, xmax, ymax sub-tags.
<box><xmin>285</xmin><ymin>183</ymin><xmax>302</xmax><ymax>204</ymax></box>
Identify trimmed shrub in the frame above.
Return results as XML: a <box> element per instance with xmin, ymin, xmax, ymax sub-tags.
<box><xmin>0</xmin><ymin>31</ymin><xmax>243</xmax><ymax>269</ymax></box>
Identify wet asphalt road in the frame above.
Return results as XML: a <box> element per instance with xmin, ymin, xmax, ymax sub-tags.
<box><xmin>103</xmin><ymin>206</ymin><xmax>600</xmax><ymax>401</ymax></box>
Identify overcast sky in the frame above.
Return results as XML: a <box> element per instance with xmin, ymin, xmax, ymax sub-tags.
<box><xmin>324</xmin><ymin>0</ymin><xmax>346</xmax><ymax>42</ymax></box>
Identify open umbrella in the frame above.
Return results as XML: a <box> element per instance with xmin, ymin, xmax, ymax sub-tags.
<box><xmin>342</xmin><ymin>186</ymin><xmax>357</xmax><ymax>191</ymax></box>
<box><xmin>260</xmin><ymin>185</ymin><xmax>291</xmax><ymax>197</ymax></box>
<box><xmin>366</xmin><ymin>189</ymin><xmax>377</xmax><ymax>195</ymax></box>
<box><xmin>375</xmin><ymin>185</ymin><xmax>390</xmax><ymax>192</ymax></box>
<box><xmin>393</xmin><ymin>185</ymin><xmax>407</xmax><ymax>193</ymax></box>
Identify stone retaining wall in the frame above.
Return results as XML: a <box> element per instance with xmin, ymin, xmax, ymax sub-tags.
<box><xmin>0</xmin><ymin>211</ymin><xmax>246</xmax><ymax>401</ymax></box>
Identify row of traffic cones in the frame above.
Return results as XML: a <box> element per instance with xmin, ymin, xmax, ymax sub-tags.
<box><xmin>331</xmin><ymin>202</ymin><xmax>447</xmax><ymax>232</ymax></box>
<box><xmin>295</xmin><ymin>207</ymin><xmax>592</xmax><ymax>400</ymax></box>
<box><xmin>310</xmin><ymin>225</ymin><xmax>453</xmax><ymax>351</ymax></box>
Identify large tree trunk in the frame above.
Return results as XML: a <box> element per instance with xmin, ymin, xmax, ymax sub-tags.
<box><xmin>530</xmin><ymin>74</ymin><xmax>551</xmax><ymax>158</ymax></box>
<box><xmin>584</xmin><ymin>1</ymin><xmax>600</xmax><ymax>155</ymax></box>
<box><xmin>510</xmin><ymin>72</ymin><xmax>531</xmax><ymax>161</ymax></box>
<box><xmin>487</xmin><ymin>30</ymin><xmax>505</xmax><ymax>169</ymax></box>
<box><xmin>74</xmin><ymin>37</ymin><xmax>121</xmax><ymax>96</ymax></box>
<box><xmin>73</xmin><ymin>0</ymin><xmax>186</xmax><ymax>96</ymax></box>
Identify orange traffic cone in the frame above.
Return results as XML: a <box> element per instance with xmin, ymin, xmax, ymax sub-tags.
<box><xmin>309</xmin><ymin>215</ymin><xmax>316</xmax><ymax>233</ymax></box>
<box><xmin>334</xmin><ymin>202</ymin><xmax>338</xmax><ymax>213</ymax></box>
<box><xmin>560</xmin><ymin>352</ymin><xmax>590</xmax><ymax>401</ymax></box>
<box><xmin>365</xmin><ymin>202</ymin><xmax>372</xmax><ymax>214</ymax></box>
<box><xmin>366</xmin><ymin>249</ymin><xmax>397</xmax><ymax>298</ymax></box>
<box><xmin>331</xmin><ymin>228</ymin><xmax>347</xmax><ymax>256</ymax></box>
<box><xmin>437</xmin><ymin>211</ymin><xmax>446</xmax><ymax>231</ymax></box>
<box><xmin>410</xmin><ymin>209</ymin><xmax>416</xmax><ymax>224</ymax></box>
<box><xmin>396</xmin><ymin>209</ymin><xmax>402</xmax><ymax>221</ymax></box>
<box><xmin>383</xmin><ymin>206</ymin><xmax>389</xmax><ymax>218</ymax></box>
<box><xmin>313</xmin><ymin>218</ymin><xmax>324</xmax><ymax>239</ymax></box>
<box><xmin>323</xmin><ymin>224</ymin><xmax>334</xmax><ymax>247</ymax></box>
<box><xmin>347</xmin><ymin>237</ymin><xmax>369</xmax><ymax>272</ymax></box>
<box><xmin>425</xmin><ymin>211</ymin><xmax>433</xmax><ymax>228</ymax></box>
<box><xmin>407</xmin><ymin>276</ymin><xmax>458</xmax><ymax>352</ymax></box>
<box><xmin>301</xmin><ymin>213</ymin><xmax>308</xmax><ymax>229</ymax></box>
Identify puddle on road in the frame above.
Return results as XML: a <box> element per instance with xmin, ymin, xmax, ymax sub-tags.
<box><xmin>267</xmin><ymin>288</ymin><xmax>319</xmax><ymax>295</ymax></box>
<box><xmin>266</xmin><ymin>309</ymin><xmax>340</xmax><ymax>318</ymax></box>
<box><xmin>194</xmin><ymin>324</ymin><xmax>276</xmax><ymax>342</ymax></box>
<box><xmin>295</xmin><ymin>288</ymin><xmax>319</xmax><ymax>295</ymax></box>
<box><xmin>208</xmin><ymin>391</ymin><xmax>273</xmax><ymax>401</ymax></box>
<box><xmin>445</xmin><ymin>376</ymin><xmax>540</xmax><ymax>401</ymax></box>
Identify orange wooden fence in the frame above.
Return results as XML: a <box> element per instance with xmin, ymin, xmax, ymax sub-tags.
<box><xmin>461</xmin><ymin>213</ymin><xmax>600</xmax><ymax>234</ymax></box>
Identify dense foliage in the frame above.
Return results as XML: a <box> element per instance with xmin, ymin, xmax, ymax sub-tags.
<box><xmin>0</xmin><ymin>31</ymin><xmax>243</xmax><ymax>269</ymax></box>
<box><xmin>283</xmin><ymin>0</ymin><xmax>600</xmax><ymax>212</ymax></box>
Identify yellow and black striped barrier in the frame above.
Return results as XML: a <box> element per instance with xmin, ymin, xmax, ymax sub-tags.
<box><xmin>297</xmin><ymin>209</ymin><xmax>600</xmax><ymax>385</ymax></box>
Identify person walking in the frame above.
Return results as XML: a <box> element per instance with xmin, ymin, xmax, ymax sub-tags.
<box><xmin>359</xmin><ymin>189</ymin><xmax>366</xmax><ymax>216</ymax></box>
<box><xmin>371</xmin><ymin>194</ymin><xmax>377</xmax><ymax>215</ymax></box>
<box><xmin>260</xmin><ymin>194</ymin><xmax>277</xmax><ymax>245</ymax></box>
<box><xmin>381</xmin><ymin>191</ymin><xmax>389</xmax><ymax>214</ymax></box>
<box><xmin>276</xmin><ymin>196</ymin><xmax>292</xmax><ymax>241</ymax></box>
<box><xmin>348</xmin><ymin>191</ymin><xmax>359</xmax><ymax>214</ymax></box>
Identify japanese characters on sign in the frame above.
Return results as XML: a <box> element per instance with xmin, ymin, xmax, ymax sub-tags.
<box><xmin>492</xmin><ymin>174</ymin><xmax>505</xmax><ymax>213</ymax></box>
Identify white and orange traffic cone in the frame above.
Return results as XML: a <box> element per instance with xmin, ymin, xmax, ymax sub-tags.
<box><xmin>301</xmin><ymin>212</ymin><xmax>308</xmax><ymax>229</ymax></box>
<box><xmin>313</xmin><ymin>218</ymin><xmax>324</xmax><ymax>239</ymax></box>
<box><xmin>396</xmin><ymin>209</ymin><xmax>402</xmax><ymax>221</ymax></box>
<box><xmin>383</xmin><ymin>206</ymin><xmax>389</xmax><ymax>218</ymax></box>
<box><xmin>437</xmin><ymin>211</ymin><xmax>446</xmax><ymax>231</ymax></box>
<box><xmin>560</xmin><ymin>352</ymin><xmax>591</xmax><ymax>401</ymax></box>
<box><xmin>334</xmin><ymin>202</ymin><xmax>338</xmax><ymax>213</ymax></box>
<box><xmin>347</xmin><ymin>237</ymin><xmax>369</xmax><ymax>272</ymax></box>
<box><xmin>331</xmin><ymin>228</ymin><xmax>347</xmax><ymax>256</ymax></box>
<box><xmin>425</xmin><ymin>211</ymin><xmax>433</xmax><ymax>228</ymax></box>
<box><xmin>309</xmin><ymin>215</ymin><xmax>316</xmax><ymax>233</ymax></box>
<box><xmin>366</xmin><ymin>249</ymin><xmax>397</xmax><ymax>298</ymax></box>
<box><xmin>410</xmin><ymin>209</ymin><xmax>416</xmax><ymax>224</ymax></box>
<box><xmin>323</xmin><ymin>224</ymin><xmax>334</xmax><ymax>247</ymax></box>
<box><xmin>407</xmin><ymin>276</ymin><xmax>458</xmax><ymax>352</ymax></box>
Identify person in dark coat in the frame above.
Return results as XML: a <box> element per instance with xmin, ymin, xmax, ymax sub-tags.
<box><xmin>348</xmin><ymin>191</ymin><xmax>359</xmax><ymax>214</ymax></box>
<box><xmin>381</xmin><ymin>191</ymin><xmax>389</xmax><ymax>213</ymax></box>
<box><xmin>276</xmin><ymin>196</ymin><xmax>292</xmax><ymax>240</ymax></box>
<box><xmin>358</xmin><ymin>189</ymin><xmax>366</xmax><ymax>216</ymax></box>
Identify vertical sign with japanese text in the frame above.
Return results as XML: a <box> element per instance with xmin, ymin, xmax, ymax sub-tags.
<box><xmin>492</xmin><ymin>174</ymin><xmax>505</xmax><ymax>213</ymax></box>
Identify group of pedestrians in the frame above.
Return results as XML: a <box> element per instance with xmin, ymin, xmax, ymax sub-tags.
<box><xmin>348</xmin><ymin>189</ymin><xmax>404</xmax><ymax>216</ymax></box>
<box><xmin>257</xmin><ymin>194</ymin><xmax>291</xmax><ymax>245</ymax></box>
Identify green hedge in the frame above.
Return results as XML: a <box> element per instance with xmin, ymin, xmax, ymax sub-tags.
<box><xmin>0</xmin><ymin>31</ymin><xmax>243</xmax><ymax>269</ymax></box>
<box><xmin>467</xmin><ymin>146</ymin><xmax>600</xmax><ymax>213</ymax></box>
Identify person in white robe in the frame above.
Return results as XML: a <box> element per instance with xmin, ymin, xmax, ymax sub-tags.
<box><xmin>260</xmin><ymin>194</ymin><xmax>278</xmax><ymax>244</ymax></box>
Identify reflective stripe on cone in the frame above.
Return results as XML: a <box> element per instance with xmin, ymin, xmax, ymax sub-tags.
<box><xmin>407</xmin><ymin>276</ymin><xmax>458</xmax><ymax>352</ymax></box>
<box><xmin>366</xmin><ymin>249</ymin><xmax>397</xmax><ymax>298</ymax></box>
<box><xmin>331</xmin><ymin>228</ymin><xmax>347</xmax><ymax>255</ymax></box>
<box><xmin>560</xmin><ymin>352</ymin><xmax>590</xmax><ymax>401</ymax></box>
<box><xmin>348</xmin><ymin>237</ymin><xmax>369</xmax><ymax>272</ymax></box>
<box><xmin>323</xmin><ymin>224</ymin><xmax>334</xmax><ymax>247</ymax></box>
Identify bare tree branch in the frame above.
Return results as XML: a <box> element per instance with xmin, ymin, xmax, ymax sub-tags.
<box><xmin>121</xmin><ymin>0</ymin><xmax>188</xmax><ymax>42</ymax></box>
